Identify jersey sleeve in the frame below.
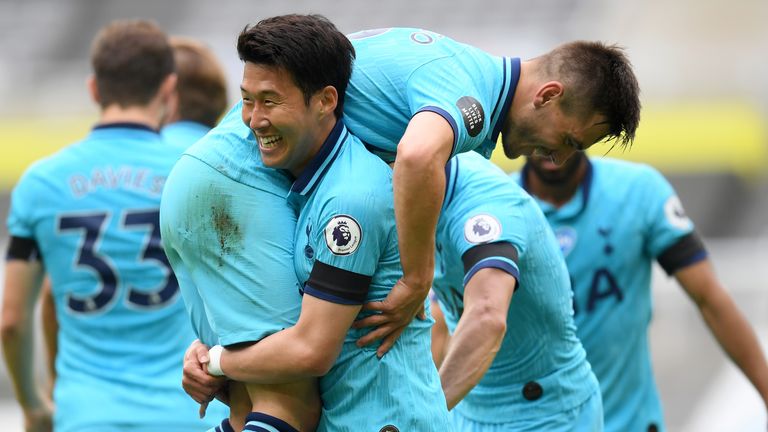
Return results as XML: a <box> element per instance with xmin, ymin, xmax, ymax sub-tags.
<box><xmin>639</xmin><ymin>166</ymin><xmax>706</xmax><ymax>271</ymax></box>
<box><xmin>407</xmin><ymin>59</ymin><xmax>491</xmax><ymax>158</ymax></box>
<box><xmin>7</xmin><ymin>166</ymin><xmax>46</xmax><ymax>239</ymax></box>
<box><xmin>443</xmin><ymin>202</ymin><xmax>523</xmax><ymax>287</ymax></box>
<box><xmin>303</xmin><ymin>191</ymin><xmax>390</xmax><ymax>305</ymax></box>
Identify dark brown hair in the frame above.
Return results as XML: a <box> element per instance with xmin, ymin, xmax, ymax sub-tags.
<box><xmin>171</xmin><ymin>37</ymin><xmax>228</xmax><ymax>127</ymax></box>
<box><xmin>91</xmin><ymin>20</ymin><xmax>174</xmax><ymax>108</ymax></box>
<box><xmin>541</xmin><ymin>41</ymin><xmax>641</xmax><ymax>148</ymax></box>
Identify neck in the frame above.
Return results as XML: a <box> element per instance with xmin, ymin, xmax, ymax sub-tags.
<box><xmin>289</xmin><ymin>116</ymin><xmax>339</xmax><ymax>177</ymax></box>
<box><xmin>98</xmin><ymin>104</ymin><xmax>164</xmax><ymax>130</ymax></box>
<box><xmin>526</xmin><ymin>159</ymin><xmax>587</xmax><ymax>208</ymax></box>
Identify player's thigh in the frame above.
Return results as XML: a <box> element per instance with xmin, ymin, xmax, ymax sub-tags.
<box><xmin>245</xmin><ymin>379</ymin><xmax>321</xmax><ymax>431</ymax></box>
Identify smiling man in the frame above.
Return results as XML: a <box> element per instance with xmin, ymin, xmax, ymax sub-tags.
<box><xmin>176</xmin><ymin>15</ymin><xmax>452</xmax><ymax>432</ymax></box>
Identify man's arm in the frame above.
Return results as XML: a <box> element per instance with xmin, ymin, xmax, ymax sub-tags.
<box><xmin>677</xmin><ymin>259</ymin><xmax>768</xmax><ymax>409</ymax></box>
<box><xmin>430</xmin><ymin>296</ymin><xmax>450</xmax><ymax>368</ymax></box>
<box><xmin>438</xmin><ymin>268</ymin><xmax>515</xmax><ymax>410</ymax></box>
<box><xmin>40</xmin><ymin>278</ymin><xmax>57</xmax><ymax>394</ymax></box>
<box><xmin>355</xmin><ymin>111</ymin><xmax>454</xmax><ymax>355</ymax></box>
<box><xmin>1</xmin><ymin>258</ymin><xmax>53</xmax><ymax>431</ymax></box>
<box><xmin>218</xmin><ymin>294</ymin><xmax>362</xmax><ymax>383</ymax></box>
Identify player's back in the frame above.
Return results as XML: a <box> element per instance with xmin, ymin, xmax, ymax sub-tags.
<box><xmin>345</xmin><ymin>27</ymin><xmax>518</xmax><ymax>161</ymax></box>
<box><xmin>8</xmin><ymin>124</ymin><xmax>212</xmax><ymax>431</ymax></box>
<box><xmin>161</xmin><ymin>103</ymin><xmax>301</xmax><ymax>347</ymax></box>
<box><xmin>435</xmin><ymin>152</ymin><xmax>598</xmax><ymax>424</ymax></box>
<box><xmin>161</xmin><ymin>119</ymin><xmax>211</xmax><ymax>149</ymax></box>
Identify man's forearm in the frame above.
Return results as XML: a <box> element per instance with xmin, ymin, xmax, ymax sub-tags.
<box><xmin>393</xmin><ymin>155</ymin><xmax>443</xmax><ymax>289</ymax></box>
<box><xmin>699</xmin><ymin>290</ymin><xmax>768</xmax><ymax>406</ymax></box>
<box><xmin>2</xmin><ymin>317</ymin><xmax>45</xmax><ymax>410</ymax></box>
<box><xmin>221</xmin><ymin>326</ymin><xmax>330</xmax><ymax>384</ymax></box>
<box><xmin>439</xmin><ymin>311</ymin><xmax>505</xmax><ymax>410</ymax></box>
<box><xmin>679</xmin><ymin>261</ymin><xmax>768</xmax><ymax>408</ymax></box>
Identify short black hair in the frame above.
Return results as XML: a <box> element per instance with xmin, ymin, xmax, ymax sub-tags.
<box><xmin>237</xmin><ymin>14</ymin><xmax>355</xmax><ymax>118</ymax></box>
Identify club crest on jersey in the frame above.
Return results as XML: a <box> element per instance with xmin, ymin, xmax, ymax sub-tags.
<box><xmin>456</xmin><ymin>96</ymin><xmax>484</xmax><ymax>137</ymax></box>
<box><xmin>464</xmin><ymin>214</ymin><xmax>501</xmax><ymax>244</ymax></box>
<box><xmin>555</xmin><ymin>226</ymin><xmax>578</xmax><ymax>257</ymax></box>
<box><xmin>324</xmin><ymin>215</ymin><xmax>362</xmax><ymax>255</ymax></box>
<box><xmin>664</xmin><ymin>195</ymin><xmax>692</xmax><ymax>230</ymax></box>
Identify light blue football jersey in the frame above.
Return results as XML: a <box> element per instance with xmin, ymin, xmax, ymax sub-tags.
<box><xmin>514</xmin><ymin>157</ymin><xmax>706</xmax><ymax>432</ymax></box>
<box><xmin>289</xmin><ymin>120</ymin><xmax>452</xmax><ymax>432</ymax></box>
<box><xmin>434</xmin><ymin>152</ymin><xmax>600</xmax><ymax>428</ymax></box>
<box><xmin>345</xmin><ymin>28</ymin><xmax>519</xmax><ymax>162</ymax></box>
<box><xmin>161</xmin><ymin>119</ymin><xmax>211</xmax><ymax>147</ymax></box>
<box><xmin>160</xmin><ymin>102</ymin><xmax>301</xmax><ymax>347</ymax></box>
<box><xmin>6</xmin><ymin>123</ymin><xmax>219</xmax><ymax>432</ymax></box>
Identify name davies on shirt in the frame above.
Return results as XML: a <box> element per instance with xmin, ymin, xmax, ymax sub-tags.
<box><xmin>68</xmin><ymin>165</ymin><xmax>166</xmax><ymax>198</ymax></box>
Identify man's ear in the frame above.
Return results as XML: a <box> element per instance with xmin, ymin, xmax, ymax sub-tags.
<box><xmin>533</xmin><ymin>81</ymin><xmax>564</xmax><ymax>108</ymax></box>
<box><xmin>317</xmin><ymin>85</ymin><xmax>338</xmax><ymax>118</ymax></box>
<box><xmin>87</xmin><ymin>75</ymin><xmax>100</xmax><ymax>105</ymax></box>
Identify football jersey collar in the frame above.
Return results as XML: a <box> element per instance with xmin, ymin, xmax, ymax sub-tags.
<box><xmin>488</xmin><ymin>57</ymin><xmax>521</xmax><ymax>144</ymax></box>
<box><xmin>289</xmin><ymin>118</ymin><xmax>348</xmax><ymax>196</ymax></box>
<box><xmin>92</xmin><ymin>122</ymin><xmax>159</xmax><ymax>134</ymax></box>
<box><xmin>520</xmin><ymin>157</ymin><xmax>594</xmax><ymax>218</ymax></box>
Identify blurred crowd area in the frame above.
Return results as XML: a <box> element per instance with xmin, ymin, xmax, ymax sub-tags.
<box><xmin>0</xmin><ymin>0</ymin><xmax>766</xmax><ymax>430</ymax></box>
<box><xmin>1</xmin><ymin>0</ymin><xmax>767</xmax><ymax>237</ymax></box>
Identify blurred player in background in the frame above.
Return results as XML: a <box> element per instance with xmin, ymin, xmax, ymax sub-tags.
<box><xmin>161</xmin><ymin>36</ymin><xmax>229</xmax><ymax>144</ymax></box>
<box><xmin>1</xmin><ymin>20</ymin><xmax>222</xmax><ymax>432</ymax></box>
<box><xmin>178</xmin><ymin>14</ymin><xmax>452</xmax><ymax>432</ymax></box>
<box><xmin>431</xmin><ymin>151</ymin><xmax>603</xmax><ymax>431</ymax></box>
<box><xmin>38</xmin><ymin>34</ymin><xmax>231</xmax><ymax>396</ymax></box>
<box><xmin>345</xmin><ymin>29</ymin><xmax>641</xmax><ymax>356</ymax></box>
<box><xmin>513</xmin><ymin>153</ymin><xmax>768</xmax><ymax>431</ymax></box>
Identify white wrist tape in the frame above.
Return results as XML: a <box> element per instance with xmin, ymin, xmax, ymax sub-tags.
<box><xmin>207</xmin><ymin>345</ymin><xmax>226</xmax><ymax>377</ymax></box>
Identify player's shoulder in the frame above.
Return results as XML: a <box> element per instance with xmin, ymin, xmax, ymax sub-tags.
<box><xmin>184</xmin><ymin>104</ymin><xmax>251</xmax><ymax>160</ymax></box>
<box><xmin>453</xmin><ymin>152</ymin><xmax>528</xmax><ymax>200</ymax></box>
<box><xmin>16</xmin><ymin>138</ymin><xmax>88</xmax><ymax>185</ymax></box>
<box><xmin>591</xmin><ymin>157</ymin><xmax>668</xmax><ymax>191</ymax></box>
<box><xmin>333</xmin><ymin>134</ymin><xmax>393</xmax><ymax>187</ymax></box>
<box><xmin>316</xmin><ymin>137</ymin><xmax>394</xmax><ymax>215</ymax></box>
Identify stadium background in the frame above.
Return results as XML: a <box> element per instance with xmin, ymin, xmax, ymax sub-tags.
<box><xmin>0</xmin><ymin>0</ymin><xmax>766</xmax><ymax>429</ymax></box>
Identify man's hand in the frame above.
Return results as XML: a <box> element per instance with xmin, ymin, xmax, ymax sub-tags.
<box><xmin>23</xmin><ymin>400</ymin><xmax>53</xmax><ymax>432</ymax></box>
<box><xmin>353</xmin><ymin>278</ymin><xmax>428</xmax><ymax>357</ymax></box>
<box><xmin>182</xmin><ymin>340</ymin><xmax>228</xmax><ymax>412</ymax></box>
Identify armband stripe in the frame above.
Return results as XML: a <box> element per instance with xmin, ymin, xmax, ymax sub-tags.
<box><xmin>657</xmin><ymin>232</ymin><xmax>708</xmax><ymax>275</ymax></box>
<box><xmin>305</xmin><ymin>261</ymin><xmax>371</xmax><ymax>305</ymax></box>
<box><xmin>6</xmin><ymin>236</ymin><xmax>41</xmax><ymax>262</ymax></box>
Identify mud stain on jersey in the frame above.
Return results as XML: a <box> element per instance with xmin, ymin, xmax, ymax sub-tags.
<box><xmin>209</xmin><ymin>193</ymin><xmax>242</xmax><ymax>267</ymax></box>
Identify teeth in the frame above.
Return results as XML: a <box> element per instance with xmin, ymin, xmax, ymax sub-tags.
<box><xmin>259</xmin><ymin>135</ymin><xmax>281</xmax><ymax>148</ymax></box>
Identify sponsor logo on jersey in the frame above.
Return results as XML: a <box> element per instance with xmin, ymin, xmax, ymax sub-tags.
<box><xmin>456</xmin><ymin>96</ymin><xmax>484</xmax><ymax>137</ymax></box>
<box><xmin>324</xmin><ymin>215</ymin><xmax>362</xmax><ymax>255</ymax></box>
<box><xmin>555</xmin><ymin>226</ymin><xmax>578</xmax><ymax>257</ymax></box>
<box><xmin>464</xmin><ymin>214</ymin><xmax>501</xmax><ymax>244</ymax></box>
<box><xmin>664</xmin><ymin>195</ymin><xmax>692</xmax><ymax>230</ymax></box>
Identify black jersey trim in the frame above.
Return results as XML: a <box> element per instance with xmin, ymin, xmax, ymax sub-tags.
<box><xmin>416</xmin><ymin>106</ymin><xmax>458</xmax><ymax>157</ymax></box>
<box><xmin>6</xmin><ymin>236</ymin><xmax>41</xmax><ymax>262</ymax></box>
<box><xmin>461</xmin><ymin>242</ymin><xmax>520</xmax><ymax>287</ymax></box>
<box><xmin>657</xmin><ymin>232</ymin><xmax>708</xmax><ymax>275</ymax></box>
<box><xmin>304</xmin><ymin>260</ymin><xmax>372</xmax><ymax>305</ymax></box>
